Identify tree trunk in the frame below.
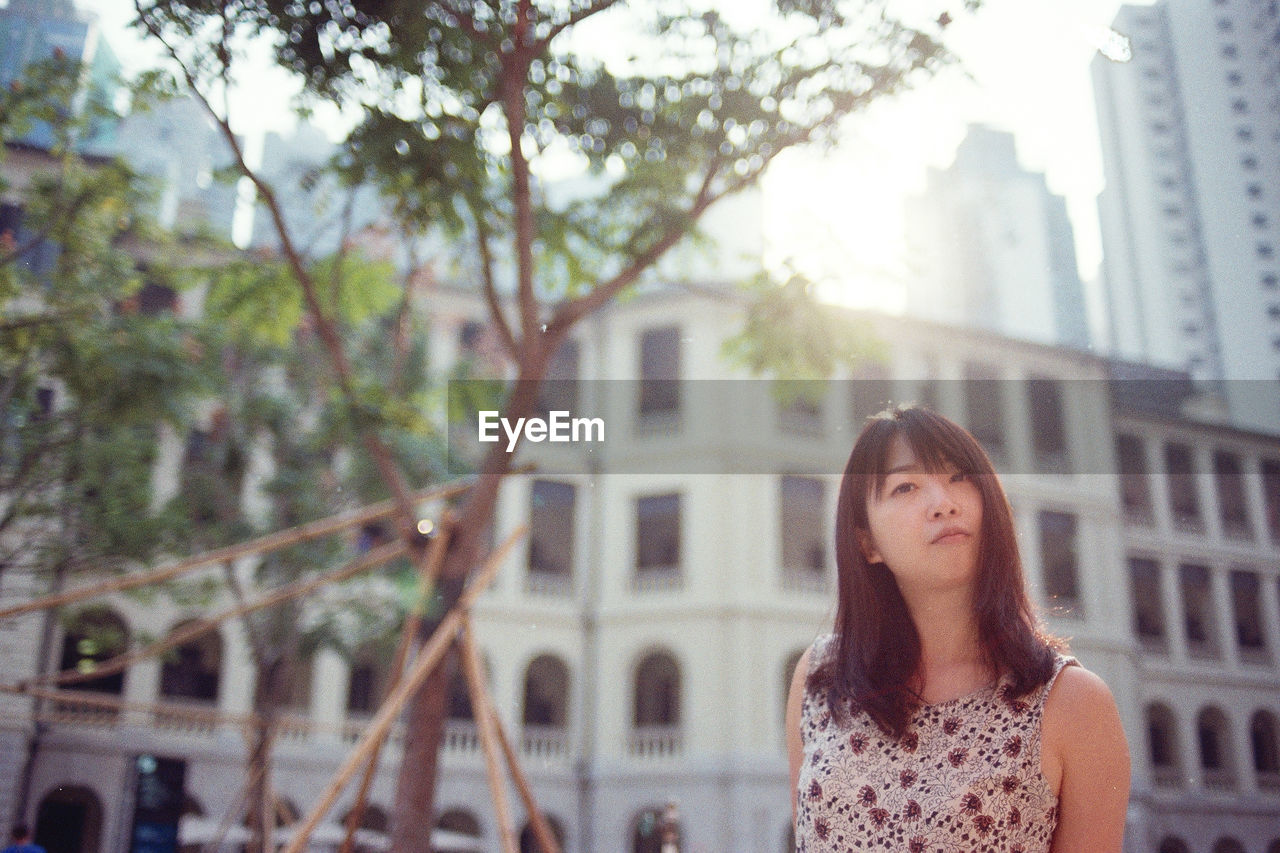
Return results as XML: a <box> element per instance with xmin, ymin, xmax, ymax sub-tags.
<box><xmin>389</xmin><ymin>646</ymin><xmax>452</xmax><ymax>851</ymax></box>
<box><xmin>389</xmin><ymin>367</ymin><xmax>550</xmax><ymax>851</ymax></box>
<box><xmin>246</xmin><ymin>687</ymin><xmax>278</xmax><ymax>853</ymax></box>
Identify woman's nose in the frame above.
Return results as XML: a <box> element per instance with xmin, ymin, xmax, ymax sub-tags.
<box><xmin>928</xmin><ymin>482</ymin><xmax>960</xmax><ymax>517</ymax></box>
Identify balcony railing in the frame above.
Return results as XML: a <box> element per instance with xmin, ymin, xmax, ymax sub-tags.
<box><xmin>1202</xmin><ymin>767</ymin><xmax>1236</xmax><ymax>791</ymax></box>
<box><xmin>524</xmin><ymin>571</ymin><xmax>574</xmax><ymax>597</ymax></box>
<box><xmin>632</xmin><ymin>567</ymin><xmax>683</xmax><ymax>593</ymax></box>
<box><xmin>522</xmin><ymin>724</ymin><xmax>569</xmax><ymax>759</ymax></box>
<box><xmin>444</xmin><ymin>720</ymin><xmax>481</xmax><ymax>755</ymax></box>
<box><xmin>627</xmin><ymin>725</ymin><xmax>683</xmax><ymax>759</ymax></box>
<box><xmin>1151</xmin><ymin>765</ymin><xmax>1183</xmax><ymax>788</ymax></box>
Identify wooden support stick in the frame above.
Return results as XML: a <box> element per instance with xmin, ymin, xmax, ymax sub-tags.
<box><xmin>0</xmin><ymin>480</ymin><xmax>469</xmax><ymax>621</ymax></box>
<box><xmin>492</xmin><ymin>701</ymin><xmax>562</xmax><ymax>853</ymax></box>
<box><xmin>459</xmin><ymin>618</ymin><xmax>519</xmax><ymax>853</ymax></box>
<box><xmin>2</xmin><ymin>682</ymin><xmax>255</xmax><ymax>727</ymax></box>
<box><xmin>338</xmin><ymin>518</ymin><xmax>455</xmax><ymax>853</ymax></box>
<box><xmin>278</xmin><ymin>524</ymin><xmax>525</xmax><ymax>853</ymax></box>
<box><xmin>34</xmin><ymin>540</ymin><xmax>407</xmax><ymax>688</ymax></box>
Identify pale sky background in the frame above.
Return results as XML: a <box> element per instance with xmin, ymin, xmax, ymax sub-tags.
<box><xmin>78</xmin><ymin>0</ymin><xmax>1152</xmax><ymax>332</ymax></box>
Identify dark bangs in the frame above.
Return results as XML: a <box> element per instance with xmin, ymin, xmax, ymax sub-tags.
<box><xmin>845</xmin><ymin>407</ymin><xmax>997</xmax><ymax>526</ymax></box>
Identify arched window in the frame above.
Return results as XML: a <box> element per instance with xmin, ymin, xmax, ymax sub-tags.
<box><xmin>346</xmin><ymin>643</ymin><xmax>392</xmax><ymax>716</ymax></box>
<box><xmin>1145</xmin><ymin>703</ymin><xmax>1181</xmax><ymax>785</ymax></box>
<box><xmin>36</xmin><ymin>785</ymin><xmax>104</xmax><ymax>853</ymax></box>
<box><xmin>1157</xmin><ymin>839</ymin><xmax>1190</xmax><ymax>853</ymax></box>
<box><xmin>159</xmin><ymin>621</ymin><xmax>222</xmax><ymax>702</ymax></box>
<box><xmin>1251</xmin><ymin>709</ymin><xmax>1280</xmax><ymax>785</ymax></box>
<box><xmin>436</xmin><ymin>809</ymin><xmax>482</xmax><ymax>853</ymax></box>
<box><xmin>523</xmin><ymin>655</ymin><xmax>570</xmax><ymax>728</ymax></box>
<box><xmin>518</xmin><ymin>815</ymin><xmax>565</xmax><ymax>853</ymax></box>
<box><xmin>630</xmin><ymin>806</ymin><xmax>679</xmax><ymax>853</ymax></box>
<box><xmin>448</xmin><ymin>655</ymin><xmax>474</xmax><ymax>722</ymax></box>
<box><xmin>59</xmin><ymin>608</ymin><xmax>129</xmax><ymax>697</ymax></box>
<box><xmin>634</xmin><ymin>652</ymin><xmax>680</xmax><ymax>727</ymax></box>
<box><xmin>1212</xmin><ymin>838</ymin><xmax>1246</xmax><ymax>853</ymax></box>
<box><xmin>1198</xmin><ymin>706</ymin><xmax>1236</xmax><ymax>787</ymax></box>
<box><xmin>338</xmin><ymin>803</ymin><xmax>388</xmax><ymax>853</ymax></box>
<box><xmin>280</xmin><ymin>654</ymin><xmax>315</xmax><ymax>712</ymax></box>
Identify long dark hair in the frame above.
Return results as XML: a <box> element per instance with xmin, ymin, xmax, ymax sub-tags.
<box><xmin>809</xmin><ymin>405</ymin><xmax>1061</xmax><ymax>737</ymax></box>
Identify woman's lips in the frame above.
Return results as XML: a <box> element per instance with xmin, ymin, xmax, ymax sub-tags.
<box><xmin>931</xmin><ymin>527</ymin><xmax>971</xmax><ymax>544</ymax></box>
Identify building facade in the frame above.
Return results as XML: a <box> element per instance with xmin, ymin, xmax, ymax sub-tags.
<box><xmin>1112</xmin><ymin>378</ymin><xmax>1280</xmax><ymax>853</ymax></box>
<box><xmin>13</xmin><ymin>276</ymin><xmax>1279</xmax><ymax>852</ymax></box>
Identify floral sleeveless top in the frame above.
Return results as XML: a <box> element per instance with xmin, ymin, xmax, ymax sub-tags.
<box><xmin>796</xmin><ymin>635</ymin><xmax>1076</xmax><ymax>853</ymax></box>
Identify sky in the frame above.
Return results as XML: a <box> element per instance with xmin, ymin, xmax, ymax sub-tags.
<box><xmin>77</xmin><ymin>0</ymin><xmax>1151</xmax><ymax>329</ymax></box>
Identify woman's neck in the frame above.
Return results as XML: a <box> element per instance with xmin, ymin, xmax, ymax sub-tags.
<box><xmin>903</xmin><ymin>586</ymin><xmax>990</xmax><ymax>701</ymax></box>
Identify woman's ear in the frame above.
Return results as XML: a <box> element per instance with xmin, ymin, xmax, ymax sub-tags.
<box><xmin>856</xmin><ymin>529</ymin><xmax>882</xmax><ymax>565</ymax></box>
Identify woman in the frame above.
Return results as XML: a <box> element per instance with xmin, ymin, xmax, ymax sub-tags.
<box><xmin>786</xmin><ymin>406</ymin><xmax>1128</xmax><ymax>852</ymax></box>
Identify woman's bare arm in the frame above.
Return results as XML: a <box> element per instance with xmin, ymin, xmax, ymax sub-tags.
<box><xmin>785</xmin><ymin>645</ymin><xmax>813</xmax><ymax>825</ymax></box>
<box><xmin>1043</xmin><ymin>665</ymin><xmax>1130</xmax><ymax>853</ymax></box>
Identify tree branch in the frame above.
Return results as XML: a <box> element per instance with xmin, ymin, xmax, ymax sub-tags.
<box><xmin>466</xmin><ymin>200</ymin><xmax>518</xmax><ymax>361</ymax></box>
<box><xmin>547</xmin><ymin>158</ymin><xmax>721</xmax><ymax>336</ymax></box>
<box><xmin>535</xmin><ymin>0</ymin><xmax>624</xmax><ymax>52</ymax></box>
<box><xmin>499</xmin><ymin>54</ymin><xmax>540</xmax><ymax>360</ymax></box>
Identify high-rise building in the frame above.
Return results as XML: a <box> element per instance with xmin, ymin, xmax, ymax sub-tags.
<box><xmin>903</xmin><ymin>124</ymin><xmax>1092</xmax><ymax>351</ymax></box>
<box><xmin>1093</xmin><ymin>0</ymin><xmax>1280</xmax><ymax>431</ymax></box>
<box><xmin>0</xmin><ymin>0</ymin><xmax>122</xmax><ymax>157</ymax></box>
<box><xmin>249</xmin><ymin>124</ymin><xmax>386</xmax><ymax>259</ymax></box>
<box><xmin>114</xmin><ymin>95</ymin><xmax>240</xmax><ymax>243</ymax></box>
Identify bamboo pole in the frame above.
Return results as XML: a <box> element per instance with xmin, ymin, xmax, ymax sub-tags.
<box><xmin>30</xmin><ymin>540</ymin><xmax>408</xmax><ymax>689</ymax></box>
<box><xmin>491</xmin><ymin>698</ymin><xmax>562</xmax><ymax>853</ymax></box>
<box><xmin>278</xmin><ymin>524</ymin><xmax>525</xmax><ymax>853</ymax></box>
<box><xmin>459</xmin><ymin>618</ymin><xmax>519</xmax><ymax>853</ymax></box>
<box><xmin>338</xmin><ymin>517</ymin><xmax>455</xmax><ymax>853</ymax></box>
<box><xmin>0</xmin><ymin>480</ymin><xmax>469</xmax><ymax>622</ymax></box>
<box><xmin>2</xmin><ymin>682</ymin><xmax>254</xmax><ymax>726</ymax></box>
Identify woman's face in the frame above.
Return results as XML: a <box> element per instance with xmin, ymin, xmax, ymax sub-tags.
<box><xmin>859</xmin><ymin>435</ymin><xmax>984</xmax><ymax>597</ymax></box>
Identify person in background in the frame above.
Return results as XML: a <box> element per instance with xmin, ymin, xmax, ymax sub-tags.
<box><xmin>787</xmin><ymin>405</ymin><xmax>1129</xmax><ymax>852</ymax></box>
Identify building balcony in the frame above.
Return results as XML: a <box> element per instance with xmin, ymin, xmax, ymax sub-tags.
<box><xmin>1201</xmin><ymin>767</ymin><xmax>1237</xmax><ymax>792</ymax></box>
<box><xmin>631</xmin><ymin>567</ymin><xmax>683</xmax><ymax>593</ymax></box>
<box><xmin>524</xmin><ymin>571</ymin><xmax>574</xmax><ymax>598</ymax></box>
<box><xmin>1257</xmin><ymin>771</ymin><xmax>1280</xmax><ymax>792</ymax></box>
<box><xmin>521</xmin><ymin>724</ymin><xmax>569</xmax><ymax>760</ymax></box>
<box><xmin>627</xmin><ymin>725</ymin><xmax>683</xmax><ymax>759</ymax></box>
<box><xmin>1151</xmin><ymin>765</ymin><xmax>1183</xmax><ymax>789</ymax></box>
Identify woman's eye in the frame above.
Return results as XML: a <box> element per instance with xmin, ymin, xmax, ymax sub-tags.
<box><xmin>891</xmin><ymin>482</ymin><xmax>915</xmax><ymax>495</ymax></box>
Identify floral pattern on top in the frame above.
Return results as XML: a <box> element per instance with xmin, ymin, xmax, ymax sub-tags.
<box><xmin>795</xmin><ymin>635</ymin><xmax>1076</xmax><ymax>853</ymax></box>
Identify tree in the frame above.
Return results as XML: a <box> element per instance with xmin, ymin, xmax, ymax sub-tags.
<box><xmin>128</xmin><ymin>1</ymin><xmax>976</xmax><ymax>847</ymax></box>
<box><xmin>0</xmin><ymin>53</ymin><xmax>202</xmax><ymax>615</ymax></box>
<box><xmin>180</xmin><ymin>251</ymin><xmax>442</xmax><ymax>852</ymax></box>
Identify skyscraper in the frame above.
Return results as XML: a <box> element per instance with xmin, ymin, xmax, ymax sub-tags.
<box><xmin>903</xmin><ymin>124</ymin><xmax>1092</xmax><ymax>351</ymax></box>
<box><xmin>1093</xmin><ymin>0</ymin><xmax>1280</xmax><ymax>430</ymax></box>
<box><xmin>0</xmin><ymin>0</ymin><xmax>122</xmax><ymax>157</ymax></box>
